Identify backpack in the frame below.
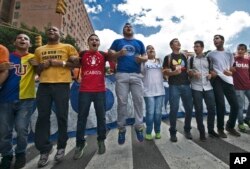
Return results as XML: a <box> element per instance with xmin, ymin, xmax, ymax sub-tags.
<box><xmin>189</xmin><ymin>56</ymin><xmax>212</xmax><ymax>72</ymax></box>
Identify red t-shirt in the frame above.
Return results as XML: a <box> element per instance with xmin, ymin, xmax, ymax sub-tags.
<box><xmin>233</xmin><ymin>56</ymin><xmax>250</xmax><ymax>90</ymax></box>
<box><xmin>79</xmin><ymin>50</ymin><xmax>107</xmax><ymax>92</ymax></box>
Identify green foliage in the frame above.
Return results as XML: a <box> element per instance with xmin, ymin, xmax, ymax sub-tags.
<box><xmin>0</xmin><ymin>23</ymin><xmax>79</xmax><ymax>53</ymax></box>
<box><xmin>61</xmin><ymin>34</ymin><xmax>80</xmax><ymax>51</ymax></box>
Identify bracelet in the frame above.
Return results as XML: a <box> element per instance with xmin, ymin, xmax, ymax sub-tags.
<box><xmin>62</xmin><ymin>61</ymin><xmax>66</xmax><ymax>67</ymax></box>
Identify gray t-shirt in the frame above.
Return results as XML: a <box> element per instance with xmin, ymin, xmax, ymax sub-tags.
<box><xmin>142</xmin><ymin>59</ymin><xmax>165</xmax><ymax>97</ymax></box>
<box><xmin>207</xmin><ymin>50</ymin><xmax>234</xmax><ymax>84</ymax></box>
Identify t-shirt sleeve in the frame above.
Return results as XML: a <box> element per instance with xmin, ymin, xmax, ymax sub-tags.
<box><xmin>68</xmin><ymin>45</ymin><xmax>78</xmax><ymax>57</ymax></box>
<box><xmin>137</xmin><ymin>40</ymin><xmax>146</xmax><ymax>55</ymax></box>
<box><xmin>34</xmin><ymin>48</ymin><xmax>41</xmax><ymax>63</ymax></box>
<box><xmin>109</xmin><ymin>40</ymin><xmax>118</xmax><ymax>51</ymax></box>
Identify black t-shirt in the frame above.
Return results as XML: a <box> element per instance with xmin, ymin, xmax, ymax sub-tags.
<box><xmin>163</xmin><ymin>53</ymin><xmax>190</xmax><ymax>85</ymax></box>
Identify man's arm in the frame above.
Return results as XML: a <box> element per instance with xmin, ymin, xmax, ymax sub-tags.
<box><xmin>135</xmin><ymin>53</ymin><xmax>148</xmax><ymax>63</ymax></box>
<box><xmin>108</xmin><ymin>48</ymin><xmax>127</xmax><ymax>60</ymax></box>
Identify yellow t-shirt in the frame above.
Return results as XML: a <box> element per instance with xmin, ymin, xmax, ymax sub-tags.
<box><xmin>35</xmin><ymin>43</ymin><xmax>78</xmax><ymax>83</ymax></box>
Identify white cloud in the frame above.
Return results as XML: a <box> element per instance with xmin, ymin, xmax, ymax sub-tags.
<box><xmin>85</xmin><ymin>0</ymin><xmax>97</xmax><ymax>3</ymax></box>
<box><xmin>85</xmin><ymin>4</ymin><xmax>102</xmax><ymax>14</ymax></box>
<box><xmin>95</xmin><ymin>0</ymin><xmax>250</xmax><ymax>58</ymax></box>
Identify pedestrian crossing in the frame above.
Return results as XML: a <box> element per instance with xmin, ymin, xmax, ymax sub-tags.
<box><xmin>6</xmin><ymin>116</ymin><xmax>250</xmax><ymax>169</ymax></box>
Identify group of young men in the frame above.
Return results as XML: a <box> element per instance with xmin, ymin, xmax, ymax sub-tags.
<box><xmin>0</xmin><ymin>22</ymin><xmax>249</xmax><ymax>169</ymax></box>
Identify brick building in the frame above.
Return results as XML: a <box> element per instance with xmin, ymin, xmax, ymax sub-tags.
<box><xmin>0</xmin><ymin>0</ymin><xmax>94</xmax><ymax>50</ymax></box>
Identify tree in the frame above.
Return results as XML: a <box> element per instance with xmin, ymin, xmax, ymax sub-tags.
<box><xmin>0</xmin><ymin>23</ymin><xmax>80</xmax><ymax>53</ymax></box>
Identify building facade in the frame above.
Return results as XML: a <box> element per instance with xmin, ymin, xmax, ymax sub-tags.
<box><xmin>0</xmin><ymin>0</ymin><xmax>94</xmax><ymax>50</ymax></box>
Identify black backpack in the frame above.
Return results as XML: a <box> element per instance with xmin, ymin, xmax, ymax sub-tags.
<box><xmin>189</xmin><ymin>56</ymin><xmax>212</xmax><ymax>72</ymax></box>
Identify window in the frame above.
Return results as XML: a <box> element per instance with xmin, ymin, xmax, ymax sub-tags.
<box><xmin>15</xmin><ymin>1</ymin><xmax>21</xmax><ymax>10</ymax></box>
<box><xmin>13</xmin><ymin>22</ymin><xmax>18</xmax><ymax>27</ymax></box>
<box><xmin>13</xmin><ymin>12</ymin><xmax>19</xmax><ymax>19</ymax></box>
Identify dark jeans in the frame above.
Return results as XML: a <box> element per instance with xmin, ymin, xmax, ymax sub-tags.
<box><xmin>169</xmin><ymin>84</ymin><xmax>193</xmax><ymax>135</ymax></box>
<box><xmin>164</xmin><ymin>87</ymin><xmax>169</xmax><ymax>110</ymax></box>
<box><xmin>192</xmin><ymin>89</ymin><xmax>216</xmax><ymax>133</ymax></box>
<box><xmin>76</xmin><ymin>92</ymin><xmax>106</xmax><ymax>147</ymax></box>
<box><xmin>211</xmin><ymin>77</ymin><xmax>239</xmax><ymax>129</ymax></box>
<box><xmin>35</xmin><ymin>83</ymin><xmax>70</xmax><ymax>154</ymax></box>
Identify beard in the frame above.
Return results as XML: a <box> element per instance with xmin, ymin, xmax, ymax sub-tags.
<box><xmin>123</xmin><ymin>30</ymin><xmax>133</xmax><ymax>38</ymax></box>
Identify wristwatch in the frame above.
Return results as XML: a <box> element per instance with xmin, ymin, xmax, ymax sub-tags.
<box><xmin>62</xmin><ymin>61</ymin><xmax>66</xmax><ymax>67</ymax></box>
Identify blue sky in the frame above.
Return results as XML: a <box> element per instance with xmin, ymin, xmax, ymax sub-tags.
<box><xmin>84</xmin><ymin>0</ymin><xmax>250</xmax><ymax>57</ymax></box>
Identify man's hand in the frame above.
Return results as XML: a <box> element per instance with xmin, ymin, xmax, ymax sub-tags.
<box><xmin>42</xmin><ymin>60</ymin><xmax>51</xmax><ymax>69</ymax></box>
<box><xmin>223</xmin><ymin>70</ymin><xmax>233</xmax><ymax>76</ymax></box>
<box><xmin>50</xmin><ymin>59</ymin><xmax>63</xmax><ymax>67</ymax></box>
<box><xmin>207</xmin><ymin>73</ymin><xmax>212</xmax><ymax>80</ymax></box>
<box><xmin>118</xmin><ymin>48</ymin><xmax>127</xmax><ymax>56</ymax></box>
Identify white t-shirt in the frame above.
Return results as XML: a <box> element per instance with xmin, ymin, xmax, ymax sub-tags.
<box><xmin>207</xmin><ymin>50</ymin><xmax>234</xmax><ymax>84</ymax></box>
<box><xmin>142</xmin><ymin>59</ymin><xmax>165</xmax><ymax>97</ymax></box>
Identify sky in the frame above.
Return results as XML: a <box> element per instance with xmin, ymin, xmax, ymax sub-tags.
<box><xmin>84</xmin><ymin>0</ymin><xmax>250</xmax><ymax>58</ymax></box>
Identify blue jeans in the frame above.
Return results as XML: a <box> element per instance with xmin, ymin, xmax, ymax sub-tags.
<box><xmin>169</xmin><ymin>84</ymin><xmax>193</xmax><ymax>135</ymax></box>
<box><xmin>76</xmin><ymin>92</ymin><xmax>106</xmax><ymax>146</ymax></box>
<box><xmin>192</xmin><ymin>89</ymin><xmax>216</xmax><ymax>133</ymax></box>
<box><xmin>0</xmin><ymin>99</ymin><xmax>34</xmax><ymax>156</ymax></box>
<box><xmin>35</xmin><ymin>83</ymin><xmax>70</xmax><ymax>154</ymax></box>
<box><xmin>211</xmin><ymin>77</ymin><xmax>239</xmax><ymax>129</ymax></box>
<box><xmin>236</xmin><ymin>90</ymin><xmax>250</xmax><ymax>124</ymax></box>
<box><xmin>144</xmin><ymin>96</ymin><xmax>164</xmax><ymax>134</ymax></box>
<box><xmin>164</xmin><ymin>87</ymin><xmax>169</xmax><ymax>110</ymax></box>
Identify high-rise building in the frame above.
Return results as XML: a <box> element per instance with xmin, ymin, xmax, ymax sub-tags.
<box><xmin>0</xmin><ymin>0</ymin><xmax>94</xmax><ymax>50</ymax></box>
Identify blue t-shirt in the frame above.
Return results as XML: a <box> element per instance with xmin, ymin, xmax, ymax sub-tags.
<box><xmin>110</xmin><ymin>38</ymin><xmax>146</xmax><ymax>73</ymax></box>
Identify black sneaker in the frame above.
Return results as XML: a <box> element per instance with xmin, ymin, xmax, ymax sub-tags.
<box><xmin>184</xmin><ymin>132</ymin><xmax>193</xmax><ymax>140</ymax></box>
<box><xmin>208</xmin><ymin>130</ymin><xmax>220</xmax><ymax>138</ymax></box>
<box><xmin>37</xmin><ymin>149</ymin><xmax>53</xmax><ymax>168</ymax></box>
<box><xmin>170</xmin><ymin>135</ymin><xmax>177</xmax><ymax>142</ymax></box>
<box><xmin>0</xmin><ymin>155</ymin><xmax>13</xmax><ymax>169</ymax></box>
<box><xmin>218</xmin><ymin>129</ymin><xmax>227</xmax><ymax>138</ymax></box>
<box><xmin>54</xmin><ymin>148</ymin><xmax>65</xmax><ymax>162</ymax></box>
<box><xmin>200</xmin><ymin>132</ymin><xmax>206</xmax><ymax>142</ymax></box>
<box><xmin>14</xmin><ymin>153</ymin><xmax>26</xmax><ymax>169</ymax></box>
<box><xmin>73</xmin><ymin>142</ymin><xmax>87</xmax><ymax>160</ymax></box>
<box><xmin>226</xmin><ymin>127</ymin><xmax>241</xmax><ymax>137</ymax></box>
<box><xmin>98</xmin><ymin>141</ymin><xmax>106</xmax><ymax>155</ymax></box>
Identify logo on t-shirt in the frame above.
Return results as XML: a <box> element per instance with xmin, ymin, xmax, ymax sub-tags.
<box><xmin>86</xmin><ymin>54</ymin><xmax>101</xmax><ymax>67</ymax></box>
<box><xmin>123</xmin><ymin>45</ymin><xmax>135</xmax><ymax>56</ymax></box>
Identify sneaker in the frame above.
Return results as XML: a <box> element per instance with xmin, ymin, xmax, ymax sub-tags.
<box><xmin>54</xmin><ymin>148</ymin><xmax>65</xmax><ymax>162</ymax></box>
<box><xmin>0</xmin><ymin>155</ymin><xmax>13</xmax><ymax>169</ymax></box>
<box><xmin>200</xmin><ymin>133</ymin><xmax>206</xmax><ymax>142</ymax></box>
<box><xmin>170</xmin><ymin>135</ymin><xmax>177</xmax><ymax>142</ymax></box>
<box><xmin>118</xmin><ymin>130</ymin><xmax>126</xmax><ymax>145</ymax></box>
<box><xmin>135</xmin><ymin>128</ymin><xmax>144</xmax><ymax>142</ymax></box>
<box><xmin>238</xmin><ymin>124</ymin><xmax>247</xmax><ymax>133</ymax></box>
<box><xmin>98</xmin><ymin>141</ymin><xmax>106</xmax><ymax>155</ymax></box>
<box><xmin>208</xmin><ymin>130</ymin><xmax>219</xmax><ymax>138</ymax></box>
<box><xmin>244</xmin><ymin>119</ymin><xmax>250</xmax><ymax>128</ymax></box>
<box><xmin>37</xmin><ymin>149</ymin><xmax>53</xmax><ymax>168</ymax></box>
<box><xmin>218</xmin><ymin>129</ymin><xmax>227</xmax><ymax>138</ymax></box>
<box><xmin>14</xmin><ymin>153</ymin><xmax>26</xmax><ymax>169</ymax></box>
<box><xmin>226</xmin><ymin>127</ymin><xmax>241</xmax><ymax>137</ymax></box>
<box><xmin>155</xmin><ymin>133</ymin><xmax>161</xmax><ymax>139</ymax></box>
<box><xmin>184</xmin><ymin>132</ymin><xmax>192</xmax><ymax>140</ymax></box>
<box><xmin>73</xmin><ymin>142</ymin><xmax>87</xmax><ymax>160</ymax></box>
<box><xmin>145</xmin><ymin>134</ymin><xmax>153</xmax><ymax>140</ymax></box>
